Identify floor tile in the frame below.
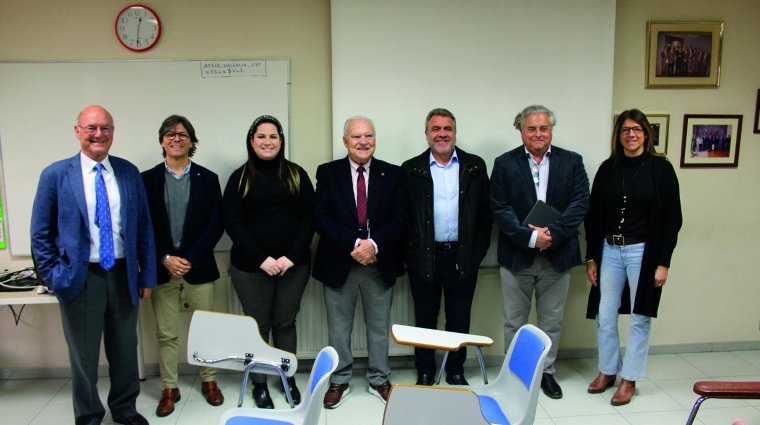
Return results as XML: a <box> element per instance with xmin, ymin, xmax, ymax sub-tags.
<box><xmin>538</xmin><ymin>383</ymin><xmax>618</xmax><ymax>417</ymax></box>
<box><xmin>694</xmin><ymin>406</ymin><xmax>760</xmax><ymax>425</ymax></box>
<box><xmin>655</xmin><ymin>378</ymin><xmax>751</xmax><ymax>410</ymax></box>
<box><xmin>534</xmin><ymin>419</ymin><xmax>556</xmax><ymax>425</ymax></box>
<box><xmin>553</xmin><ymin>359</ymin><xmax>590</xmax><ymax>386</ymax></box>
<box><xmin>679</xmin><ymin>352</ymin><xmax>760</xmax><ymax>377</ymax></box>
<box><xmin>568</xmin><ymin>357</ymin><xmax>602</xmax><ymax>383</ymax></box>
<box><xmin>646</xmin><ymin>354</ymin><xmax>709</xmax><ymax>381</ymax></box>
<box><xmin>732</xmin><ymin>351</ymin><xmax>760</xmax><ymax>370</ymax></box>
<box><xmin>0</xmin><ymin>403</ymin><xmax>45</xmax><ymax>425</ymax></box>
<box><xmin>552</xmin><ymin>413</ymin><xmax>630</xmax><ymax>425</ymax></box>
<box><xmin>0</xmin><ymin>378</ymin><xmax>68</xmax><ymax>405</ymax></box>
<box><xmin>623</xmin><ymin>409</ymin><xmax>705</xmax><ymax>425</ymax></box>
<box><xmin>28</xmin><ymin>403</ymin><xmax>75</xmax><ymax>425</ymax></box>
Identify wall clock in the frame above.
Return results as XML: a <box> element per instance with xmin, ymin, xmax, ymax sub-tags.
<box><xmin>115</xmin><ymin>4</ymin><xmax>162</xmax><ymax>52</ymax></box>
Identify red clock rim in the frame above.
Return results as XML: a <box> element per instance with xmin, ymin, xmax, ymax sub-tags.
<box><xmin>114</xmin><ymin>4</ymin><xmax>162</xmax><ymax>52</ymax></box>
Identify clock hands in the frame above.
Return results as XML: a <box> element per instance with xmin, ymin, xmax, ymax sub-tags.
<box><xmin>136</xmin><ymin>17</ymin><xmax>142</xmax><ymax>47</ymax></box>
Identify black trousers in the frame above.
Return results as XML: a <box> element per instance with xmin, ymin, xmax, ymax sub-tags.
<box><xmin>408</xmin><ymin>244</ymin><xmax>478</xmax><ymax>376</ymax></box>
<box><xmin>59</xmin><ymin>261</ymin><xmax>140</xmax><ymax>425</ymax></box>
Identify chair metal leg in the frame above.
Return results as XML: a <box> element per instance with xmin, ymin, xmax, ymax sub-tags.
<box><xmin>239</xmin><ymin>363</ymin><xmax>255</xmax><ymax>407</ymax></box>
<box><xmin>685</xmin><ymin>396</ymin><xmax>709</xmax><ymax>425</ymax></box>
<box><xmin>475</xmin><ymin>346</ymin><xmax>488</xmax><ymax>384</ymax></box>
<box><xmin>276</xmin><ymin>368</ymin><xmax>295</xmax><ymax>408</ymax></box>
<box><xmin>435</xmin><ymin>352</ymin><xmax>450</xmax><ymax>385</ymax></box>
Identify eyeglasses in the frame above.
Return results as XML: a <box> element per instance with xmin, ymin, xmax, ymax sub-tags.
<box><xmin>77</xmin><ymin>125</ymin><xmax>113</xmax><ymax>135</ymax></box>
<box><xmin>620</xmin><ymin>126</ymin><xmax>644</xmax><ymax>135</ymax></box>
<box><xmin>164</xmin><ymin>131</ymin><xmax>190</xmax><ymax>141</ymax></box>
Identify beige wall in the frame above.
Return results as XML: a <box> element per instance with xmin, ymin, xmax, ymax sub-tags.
<box><xmin>1</xmin><ymin>0</ymin><xmax>759</xmax><ymax>371</ymax></box>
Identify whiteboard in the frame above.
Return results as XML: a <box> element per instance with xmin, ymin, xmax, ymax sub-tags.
<box><xmin>0</xmin><ymin>59</ymin><xmax>289</xmax><ymax>255</ymax></box>
<box><xmin>331</xmin><ymin>0</ymin><xmax>616</xmax><ymax>267</ymax></box>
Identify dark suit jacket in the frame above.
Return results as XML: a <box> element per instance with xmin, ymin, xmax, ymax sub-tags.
<box><xmin>141</xmin><ymin>162</ymin><xmax>223</xmax><ymax>285</ymax></box>
<box><xmin>312</xmin><ymin>156</ymin><xmax>408</xmax><ymax>288</ymax></box>
<box><xmin>31</xmin><ymin>154</ymin><xmax>156</xmax><ymax>305</ymax></box>
<box><xmin>490</xmin><ymin>145</ymin><xmax>589</xmax><ymax>273</ymax></box>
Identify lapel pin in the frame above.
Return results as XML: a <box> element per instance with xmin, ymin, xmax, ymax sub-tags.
<box><xmin>381</xmin><ymin>172</ymin><xmax>385</xmax><ymax>176</ymax></box>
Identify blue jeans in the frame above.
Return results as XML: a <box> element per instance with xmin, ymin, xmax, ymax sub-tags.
<box><xmin>597</xmin><ymin>241</ymin><xmax>651</xmax><ymax>381</ymax></box>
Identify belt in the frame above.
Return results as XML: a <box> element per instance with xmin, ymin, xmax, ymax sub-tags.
<box><xmin>88</xmin><ymin>258</ymin><xmax>126</xmax><ymax>269</ymax></box>
<box><xmin>605</xmin><ymin>235</ymin><xmax>645</xmax><ymax>247</ymax></box>
<box><xmin>435</xmin><ymin>241</ymin><xmax>457</xmax><ymax>250</ymax></box>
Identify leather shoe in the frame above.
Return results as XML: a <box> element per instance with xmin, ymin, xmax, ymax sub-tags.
<box><xmin>113</xmin><ymin>412</ymin><xmax>149</xmax><ymax>425</ymax></box>
<box><xmin>368</xmin><ymin>381</ymin><xmax>392</xmax><ymax>403</ymax></box>
<box><xmin>156</xmin><ymin>388</ymin><xmax>180</xmax><ymax>417</ymax></box>
<box><xmin>541</xmin><ymin>372</ymin><xmax>563</xmax><ymax>399</ymax></box>
<box><xmin>279</xmin><ymin>377</ymin><xmax>301</xmax><ymax>405</ymax></box>
<box><xmin>611</xmin><ymin>378</ymin><xmax>635</xmax><ymax>406</ymax></box>
<box><xmin>588</xmin><ymin>373</ymin><xmax>617</xmax><ymax>394</ymax></box>
<box><xmin>252</xmin><ymin>382</ymin><xmax>274</xmax><ymax>409</ymax></box>
<box><xmin>445</xmin><ymin>374</ymin><xmax>469</xmax><ymax>385</ymax></box>
<box><xmin>201</xmin><ymin>381</ymin><xmax>224</xmax><ymax>406</ymax></box>
<box><xmin>416</xmin><ymin>373</ymin><xmax>434</xmax><ymax>386</ymax></box>
<box><xmin>323</xmin><ymin>382</ymin><xmax>350</xmax><ymax>409</ymax></box>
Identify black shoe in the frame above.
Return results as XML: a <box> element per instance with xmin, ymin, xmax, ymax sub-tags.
<box><xmin>113</xmin><ymin>413</ymin><xmax>149</xmax><ymax>425</ymax></box>
<box><xmin>445</xmin><ymin>374</ymin><xmax>469</xmax><ymax>385</ymax></box>
<box><xmin>279</xmin><ymin>377</ymin><xmax>302</xmax><ymax>405</ymax></box>
<box><xmin>252</xmin><ymin>382</ymin><xmax>274</xmax><ymax>409</ymax></box>
<box><xmin>416</xmin><ymin>373</ymin><xmax>434</xmax><ymax>386</ymax></box>
<box><xmin>541</xmin><ymin>373</ymin><xmax>563</xmax><ymax>399</ymax></box>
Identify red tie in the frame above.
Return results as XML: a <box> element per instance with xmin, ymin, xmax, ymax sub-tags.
<box><xmin>357</xmin><ymin>166</ymin><xmax>367</xmax><ymax>228</ymax></box>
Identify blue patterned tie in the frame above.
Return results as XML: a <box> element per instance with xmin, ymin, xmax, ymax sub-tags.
<box><xmin>94</xmin><ymin>163</ymin><xmax>115</xmax><ymax>271</ymax></box>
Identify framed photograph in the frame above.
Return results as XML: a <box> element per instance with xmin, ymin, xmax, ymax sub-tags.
<box><xmin>680</xmin><ymin>114</ymin><xmax>742</xmax><ymax>168</ymax></box>
<box><xmin>614</xmin><ymin>113</ymin><xmax>670</xmax><ymax>154</ymax></box>
<box><xmin>754</xmin><ymin>89</ymin><xmax>760</xmax><ymax>134</ymax></box>
<box><xmin>646</xmin><ymin>21</ymin><xmax>723</xmax><ymax>88</ymax></box>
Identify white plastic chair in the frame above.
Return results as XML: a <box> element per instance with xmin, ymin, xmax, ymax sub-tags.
<box><xmin>383</xmin><ymin>324</ymin><xmax>551</xmax><ymax>425</ymax></box>
<box><xmin>217</xmin><ymin>346</ymin><xmax>339</xmax><ymax>425</ymax></box>
<box><xmin>187</xmin><ymin>310</ymin><xmax>298</xmax><ymax>407</ymax></box>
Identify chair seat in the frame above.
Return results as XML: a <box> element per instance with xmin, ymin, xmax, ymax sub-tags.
<box><xmin>693</xmin><ymin>381</ymin><xmax>760</xmax><ymax>399</ymax></box>
<box><xmin>478</xmin><ymin>395</ymin><xmax>510</xmax><ymax>425</ymax></box>
<box><xmin>223</xmin><ymin>417</ymin><xmax>293</xmax><ymax>425</ymax></box>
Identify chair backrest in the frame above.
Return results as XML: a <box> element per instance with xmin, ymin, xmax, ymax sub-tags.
<box><xmin>187</xmin><ymin>310</ymin><xmax>297</xmax><ymax>376</ymax></box>
<box><xmin>300</xmin><ymin>346</ymin><xmax>339</xmax><ymax>425</ymax></box>
<box><xmin>382</xmin><ymin>384</ymin><xmax>490</xmax><ymax>425</ymax></box>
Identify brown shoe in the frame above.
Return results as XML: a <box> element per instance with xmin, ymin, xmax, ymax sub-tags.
<box><xmin>588</xmin><ymin>373</ymin><xmax>617</xmax><ymax>393</ymax></box>
<box><xmin>368</xmin><ymin>381</ymin><xmax>392</xmax><ymax>404</ymax></box>
<box><xmin>201</xmin><ymin>381</ymin><xmax>224</xmax><ymax>406</ymax></box>
<box><xmin>611</xmin><ymin>378</ymin><xmax>635</xmax><ymax>406</ymax></box>
<box><xmin>156</xmin><ymin>388</ymin><xmax>180</xmax><ymax>417</ymax></box>
<box><xmin>323</xmin><ymin>383</ymin><xmax>350</xmax><ymax>409</ymax></box>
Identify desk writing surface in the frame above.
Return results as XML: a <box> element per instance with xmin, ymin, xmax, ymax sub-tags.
<box><xmin>391</xmin><ymin>324</ymin><xmax>493</xmax><ymax>351</ymax></box>
<box><xmin>0</xmin><ymin>289</ymin><xmax>57</xmax><ymax>306</ymax></box>
<box><xmin>0</xmin><ymin>59</ymin><xmax>290</xmax><ymax>255</ymax></box>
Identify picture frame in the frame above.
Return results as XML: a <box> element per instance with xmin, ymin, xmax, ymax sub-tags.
<box><xmin>614</xmin><ymin>113</ymin><xmax>670</xmax><ymax>154</ymax></box>
<box><xmin>754</xmin><ymin>89</ymin><xmax>760</xmax><ymax>134</ymax></box>
<box><xmin>646</xmin><ymin>21</ymin><xmax>723</xmax><ymax>88</ymax></box>
<box><xmin>680</xmin><ymin>114</ymin><xmax>742</xmax><ymax>168</ymax></box>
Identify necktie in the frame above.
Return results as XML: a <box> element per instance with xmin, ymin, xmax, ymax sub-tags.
<box><xmin>94</xmin><ymin>163</ymin><xmax>115</xmax><ymax>270</ymax></box>
<box><xmin>357</xmin><ymin>166</ymin><xmax>367</xmax><ymax>228</ymax></box>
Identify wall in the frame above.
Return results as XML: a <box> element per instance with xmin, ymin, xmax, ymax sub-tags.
<box><xmin>1</xmin><ymin>0</ymin><xmax>759</xmax><ymax>374</ymax></box>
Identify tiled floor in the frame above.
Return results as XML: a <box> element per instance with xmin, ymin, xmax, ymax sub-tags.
<box><xmin>2</xmin><ymin>351</ymin><xmax>760</xmax><ymax>424</ymax></box>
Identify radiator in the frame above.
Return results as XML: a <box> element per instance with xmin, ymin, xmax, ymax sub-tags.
<box><xmin>227</xmin><ymin>274</ymin><xmax>415</xmax><ymax>359</ymax></box>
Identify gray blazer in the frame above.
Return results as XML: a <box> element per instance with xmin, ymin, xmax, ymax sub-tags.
<box><xmin>490</xmin><ymin>145</ymin><xmax>589</xmax><ymax>273</ymax></box>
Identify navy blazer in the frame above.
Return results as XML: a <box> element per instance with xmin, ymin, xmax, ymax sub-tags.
<box><xmin>312</xmin><ymin>156</ymin><xmax>408</xmax><ymax>288</ymax></box>
<box><xmin>31</xmin><ymin>154</ymin><xmax>156</xmax><ymax>305</ymax></box>
<box><xmin>141</xmin><ymin>162</ymin><xmax>223</xmax><ymax>285</ymax></box>
<box><xmin>490</xmin><ymin>145</ymin><xmax>589</xmax><ymax>273</ymax></box>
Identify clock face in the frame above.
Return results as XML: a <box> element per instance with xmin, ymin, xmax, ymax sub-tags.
<box><xmin>115</xmin><ymin>5</ymin><xmax>162</xmax><ymax>52</ymax></box>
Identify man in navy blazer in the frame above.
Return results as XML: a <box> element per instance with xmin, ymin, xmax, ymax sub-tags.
<box><xmin>31</xmin><ymin>105</ymin><xmax>155</xmax><ymax>425</ymax></box>
<box><xmin>490</xmin><ymin>105</ymin><xmax>589</xmax><ymax>400</ymax></box>
<box><xmin>141</xmin><ymin>115</ymin><xmax>225</xmax><ymax>416</ymax></box>
<box><xmin>313</xmin><ymin>116</ymin><xmax>408</xmax><ymax>408</ymax></box>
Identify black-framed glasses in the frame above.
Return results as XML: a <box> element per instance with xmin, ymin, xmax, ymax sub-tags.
<box><xmin>164</xmin><ymin>131</ymin><xmax>190</xmax><ymax>141</ymax></box>
<box><xmin>620</xmin><ymin>126</ymin><xmax>644</xmax><ymax>135</ymax></box>
<box><xmin>76</xmin><ymin>125</ymin><xmax>113</xmax><ymax>135</ymax></box>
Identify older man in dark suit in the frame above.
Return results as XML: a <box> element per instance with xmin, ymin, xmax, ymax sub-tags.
<box><xmin>31</xmin><ymin>105</ymin><xmax>155</xmax><ymax>425</ymax></box>
<box><xmin>490</xmin><ymin>105</ymin><xmax>589</xmax><ymax>400</ymax></box>
<box><xmin>141</xmin><ymin>115</ymin><xmax>225</xmax><ymax>417</ymax></box>
<box><xmin>312</xmin><ymin>116</ymin><xmax>408</xmax><ymax>408</ymax></box>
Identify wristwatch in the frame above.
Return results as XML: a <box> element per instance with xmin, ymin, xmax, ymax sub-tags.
<box><xmin>161</xmin><ymin>254</ymin><xmax>170</xmax><ymax>265</ymax></box>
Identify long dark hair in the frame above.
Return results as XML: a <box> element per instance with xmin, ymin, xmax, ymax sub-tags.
<box><xmin>610</xmin><ymin>109</ymin><xmax>664</xmax><ymax>164</ymax></box>
<box><xmin>239</xmin><ymin>115</ymin><xmax>301</xmax><ymax>196</ymax></box>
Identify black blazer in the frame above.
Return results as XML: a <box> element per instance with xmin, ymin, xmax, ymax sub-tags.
<box><xmin>312</xmin><ymin>157</ymin><xmax>408</xmax><ymax>288</ymax></box>
<box><xmin>490</xmin><ymin>145</ymin><xmax>589</xmax><ymax>273</ymax></box>
<box><xmin>141</xmin><ymin>162</ymin><xmax>224</xmax><ymax>285</ymax></box>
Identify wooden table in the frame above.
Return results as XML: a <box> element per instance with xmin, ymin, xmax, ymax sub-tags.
<box><xmin>391</xmin><ymin>324</ymin><xmax>493</xmax><ymax>385</ymax></box>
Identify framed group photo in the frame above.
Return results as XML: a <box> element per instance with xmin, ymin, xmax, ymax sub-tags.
<box><xmin>646</xmin><ymin>21</ymin><xmax>723</xmax><ymax>88</ymax></box>
<box><xmin>614</xmin><ymin>113</ymin><xmax>670</xmax><ymax>154</ymax></box>
<box><xmin>680</xmin><ymin>114</ymin><xmax>742</xmax><ymax>168</ymax></box>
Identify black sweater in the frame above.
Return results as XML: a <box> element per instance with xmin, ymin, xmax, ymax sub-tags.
<box><xmin>223</xmin><ymin>158</ymin><xmax>314</xmax><ymax>273</ymax></box>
